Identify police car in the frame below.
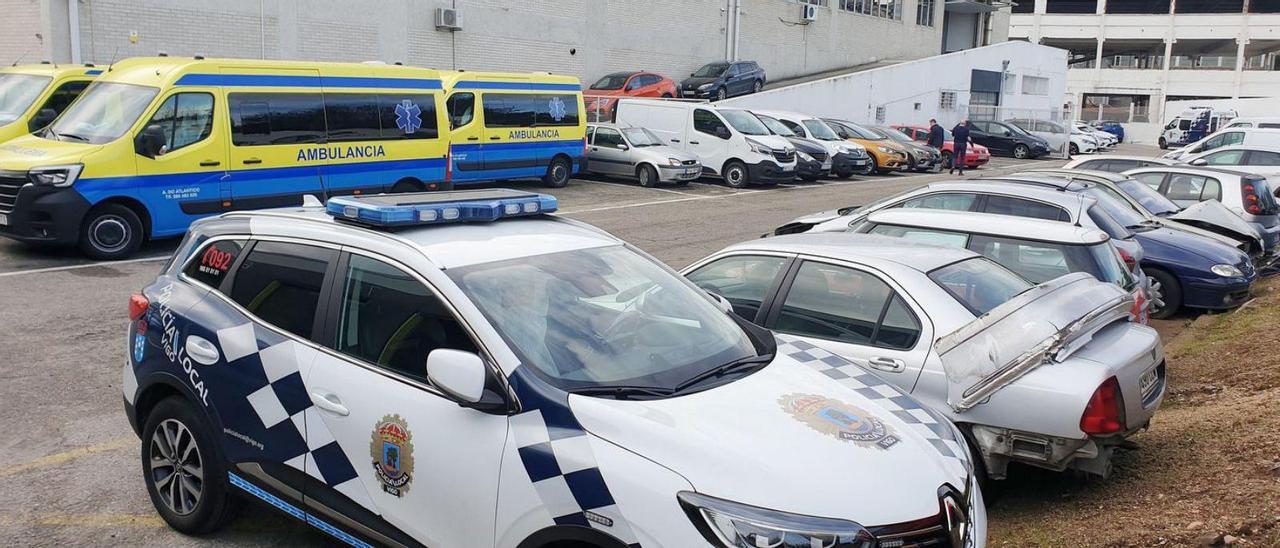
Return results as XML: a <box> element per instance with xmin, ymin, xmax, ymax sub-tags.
<box><xmin>123</xmin><ymin>190</ymin><xmax>985</xmax><ymax>547</ymax></box>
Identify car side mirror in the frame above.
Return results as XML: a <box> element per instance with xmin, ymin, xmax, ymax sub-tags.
<box><xmin>28</xmin><ymin>108</ymin><xmax>57</xmax><ymax>131</ymax></box>
<box><xmin>134</xmin><ymin>124</ymin><xmax>166</xmax><ymax>159</ymax></box>
<box><xmin>615</xmin><ymin>143</ymin><xmax>628</xmax><ymax>150</ymax></box>
<box><xmin>426</xmin><ymin>349</ymin><xmax>486</xmax><ymax>404</ymax></box>
<box><xmin>1190</xmin><ymin>158</ymin><xmax>1208</xmax><ymax>166</ymax></box>
<box><xmin>705</xmin><ymin>291</ymin><xmax>734</xmax><ymax>314</ymax></box>
<box><xmin>715</xmin><ymin>127</ymin><xmax>731</xmax><ymax>140</ymax></box>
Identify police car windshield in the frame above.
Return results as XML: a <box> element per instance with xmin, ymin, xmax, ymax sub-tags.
<box><xmin>720</xmin><ymin>110</ymin><xmax>769</xmax><ymax>136</ymax></box>
<box><xmin>0</xmin><ymin>74</ymin><xmax>52</xmax><ymax>125</ymax></box>
<box><xmin>46</xmin><ymin>82</ymin><xmax>159</xmax><ymax>144</ymax></box>
<box><xmin>449</xmin><ymin>246</ymin><xmax>761</xmax><ymax>394</ymax></box>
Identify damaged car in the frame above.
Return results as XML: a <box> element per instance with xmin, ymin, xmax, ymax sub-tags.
<box><xmin>683</xmin><ymin>234</ymin><xmax>1166</xmax><ymax>485</ymax></box>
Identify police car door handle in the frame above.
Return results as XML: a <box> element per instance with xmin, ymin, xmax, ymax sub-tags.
<box><xmin>243</xmin><ymin>158</ymin><xmax>263</xmax><ymax>165</ymax></box>
<box><xmin>184</xmin><ymin>336</ymin><xmax>221</xmax><ymax>366</ymax></box>
<box><xmin>868</xmin><ymin>357</ymin><xmax>905</xmax><ymax>373</ymax></box>
<box><xmin>310</xmin><ymin>390</ymin><xmax>350</xmax><ymax>416</ymax></box>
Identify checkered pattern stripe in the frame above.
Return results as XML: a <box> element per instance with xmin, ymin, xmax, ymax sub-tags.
<box><xmin>217</xmin><ymin>323</ymin><xmax>364</xmax><ymax>500</ymax></box>
<box><xmin>776</xmin><ymin>335</ymin><xmax>969</xmax><ymax>469</ymax></box>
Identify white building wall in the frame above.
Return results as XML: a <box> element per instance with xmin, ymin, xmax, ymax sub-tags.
<box><xmin>721</xmin><ymin>41</ymin><xmax>1068</xmax><ymax>128</ymax></box>
<box><xmin>0</xmin><ymin>0</ymin><xmax>51</xmax><ymax>64</ymax></box>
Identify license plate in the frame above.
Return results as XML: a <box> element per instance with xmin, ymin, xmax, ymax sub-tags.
<box><xmin>821</xmin><ymin>160</ymin><xmax>833</xmax><ymax>170</ymax></box>
<box><xmin>781</xmin><ymin>165</ymin><xmax>794</xmax><ymax>172</ymax></box>
<box><xmin>683</xmin><ymin>169</ymin><xmax>700</xmax><ymax>177</ymax></box>
<box><xmin>0</xmin><ymin>213</ymin><xmax>7</xmax><ymax>226</ymax></box>
<box><xmin>1139</xmin><ymin>367</ymin><xmax>1159</xmax><ymax>398</ymax></box>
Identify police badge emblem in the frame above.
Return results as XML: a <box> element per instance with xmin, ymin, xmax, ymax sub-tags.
<box><xmin>780</xmin><ymin>393</ymin><xmax>899</xmax><ymax>450</ymax></box>
<box><xmin>369</xmin><ymin>414</ymin><xmax>415</xmax><ymax>497</ymax></box>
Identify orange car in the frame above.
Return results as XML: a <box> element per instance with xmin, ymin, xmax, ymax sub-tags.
<box><xmin>824</xmin><ymin>118</ymin><xmax>910</xmax><ymax>174</ymax></box>
<box><xmin>584</xmin><ymin>71</ymin><xmax>678</xmax><ymax>121</ymax></box>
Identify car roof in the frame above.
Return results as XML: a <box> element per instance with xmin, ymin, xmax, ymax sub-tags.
<box><xmin>752</xmin><ymin>109</ymin><xmax>819</xmax><ymax>121</ymax></box>
<box><xmin>1024</xmin><ymin>168</ymin><xmax>1130</xmax><ymax>183</ymax></box>
<box><xmin>602</xmin><ymin>71</ymin><xmax>640</xmax><ymax>77</ymax></box>
<box><xmin>866</xmin><ymin>209</ymin><xmax>1108</xmax><ymax>245</ymax></box>
<box><xmin>1</xmin><ymin>63</ymin><xmax>100</xmax><ymax>78</ymax></box>
<box><xmin>1191</xmin><ymin>144</ymin><xmax>1280</xmax><ymax>154</ymax></box>
<box><xmin>217</xmin><ymin>205</ymin><xmax>622</xmax><ymax>270</ymax></box>
<box><xmin>723</xmin><ymin>233</ymin><xmax>978</xmax><ymax>273</ymax></box>
<box><xmin>930</xmin><ymin>179</ymin><xmax>1089</xmax><ymax>207</ymax></box>
<box><xmin>1065</xmin><ymin>155</ymin><xmax>1179</xmax><ymax>167</ymax></box>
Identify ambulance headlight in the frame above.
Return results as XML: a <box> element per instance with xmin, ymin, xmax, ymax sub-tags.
<box><xmin>29</xmin><ymin>164</ymin><xmax>83</xmax><ymax>188</ymax></box>
<box><xmin>678</xmin><ymin>491</ymin><xmax>875</xmax><ymax>548</ymax></box>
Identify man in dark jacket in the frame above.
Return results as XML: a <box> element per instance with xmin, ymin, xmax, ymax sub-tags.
<box><xmin>927</xmin><ymin>119</ymin><xmax>945</xmax><ymax>149</ymax></box>
<box><xmin>950</xmin><ymin>119</ymin><xmax>970</xmax><ymax>175</ymax></box>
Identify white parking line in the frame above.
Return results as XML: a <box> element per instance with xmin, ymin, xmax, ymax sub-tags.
<box><xmin>581</xmin><ymin>179</ymin><xmax>704</xmax><ymax>197</ymax></box>
<box><xmin>0</xmin><ymin>255</ymin><xmax>169</xmax><ymax>278</ymax></box>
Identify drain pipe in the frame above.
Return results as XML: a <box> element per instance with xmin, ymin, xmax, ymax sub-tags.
<box><xmin>67</xmin><ymin>0</ymin><xmax>81</xmax><ymax>64</ymax></box>
<box><xmin>731</xmin><ymin>0</ymin><xmax>742</xmax><ymax>61</ymax></box>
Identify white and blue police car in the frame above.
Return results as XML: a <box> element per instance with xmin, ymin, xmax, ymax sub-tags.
<box><xmin>123</xmin><ymin>189</ymin><xmax>985</xmax><ymax>547</ymax></box>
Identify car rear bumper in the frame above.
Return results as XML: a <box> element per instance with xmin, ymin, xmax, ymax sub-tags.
<box><xmin>0</xmin><ymin>184</ymin><xmax>90</xmax><ymax>246</ymax></box>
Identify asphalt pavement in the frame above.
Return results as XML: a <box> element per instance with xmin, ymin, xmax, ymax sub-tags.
<box><xmin>0</xmin><ymin>148</ymin><xmax>1145</xmax><ymax>545</ymax></box>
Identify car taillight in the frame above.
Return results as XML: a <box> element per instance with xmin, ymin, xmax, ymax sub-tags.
<box><xmin>1080</xmin><ymin>377</ymin><xmax>1125</xmax><ymax>435</ymax></box>
<box><xmin>129</xmin><ymin>293</ymin><xmax>149</xmax><ymax>321</ymax></box>
<box><xmin>1117</xmin><ymin>247</ymin><xmax>1137</xmax><ymax>272</ymax></box>
<box><xmin>1242</xmin><ymin>180</ymin><xmax>1262</xmax><ymax>215</ymax></box>
<box><xmin>1130</xmin><ymin>286</ymin><xmax>1148</xmax><ymax>324</ymax></box>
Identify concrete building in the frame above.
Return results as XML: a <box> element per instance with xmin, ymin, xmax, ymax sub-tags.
<box><xmin>1010</xmin><ymin>0</ymin><xmax>1280</xmax><ymax>138</ymax></box>
<box><xmin>3</xmin><ymin>0</ymin><xmax>1009</xmax><ymax>86</ymax></box>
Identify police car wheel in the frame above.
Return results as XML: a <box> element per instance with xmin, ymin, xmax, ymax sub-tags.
<box><xmin>80</xmin><ymin>203</ymin><xmax>143</xmax><ymax>260</ymax></box>
<box><xmin>636</xmin><ymin>164</ymin><xmax>658</xmax><ymax>187</ymax></box>
<box><xmin>543</xmin><ymin>157</ymin><xmax>571</xmax><ymax>188</ymax></box>
<box><xmin>722</xmin><ymin>161</ymin><xmax>749</xmax><ymax>188</ymax></box>
<box><xmin>142</xmin><ymin>397</ymin><xmax>240</xmax><ymax>534</ymax></box>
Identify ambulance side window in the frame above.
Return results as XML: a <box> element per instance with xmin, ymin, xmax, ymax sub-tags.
<box><xmin>335</xmin><ymin>254</ymin><xmax>478</xmax><ymax>382</ymax></box>
<box><xmin>378</xmin><ymin>93</ymin><xmax>439</xmax><ymax>139</ymax></box>
<box><xmin>447</xmin><ymin>93</ymin><xmax>475</xmax><ymax>129</ymax></box>
<box><xmin>228</xmin><ymin>241</ymin><xmax>337</xmax><ymax>341</ymax></box>
<box><xmin>229</xmin><ymin>92</ymin><xmax>325</xmax><ymax>146</ymax></box>
<box><xmin>145</xmin><ymin>92</ymin><xmax>215</xmax><ymax>154</ymax></box>
<box><xmin>183</xmin><ymin>239</ymin><xmax>246</xmax><ymax>289</ymax></box>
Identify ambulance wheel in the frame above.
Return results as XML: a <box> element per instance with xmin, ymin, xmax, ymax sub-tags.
<box><xmin>142</xmin><ymin>396</ymin><xmax>240</xmax><ymax>535</ymax></box>
<box><xmin>636</xmin><ymin>164</ymin><xmax>658</xmax><ymax>187</ymax></box>
<box><xmin>543</xmin><ymin>156</ymin><xmax>571</xmax><ymax>188</ymax></box>
<box><xmin>1158</xmin><ymin>137</ymin><xmax>1168</xmax><ymax>150</ymax></box>
<box><xmin>80</xmin><ymin>203</ymin><xmax>144</xmax><ymax>260</ymax></box>
<box><xmin>722</xmin><ymin>161</ymin><xmax>750</xmax><ymax>188</ymax></box>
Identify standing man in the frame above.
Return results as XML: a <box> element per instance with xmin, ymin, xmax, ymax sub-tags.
<box><xmin>950</xmin><ymin>119</ymin><xmax>971</xmax><ymax>176</ymax></box>
<box><xmin>927</xmin><ymin>119</ymin><xmax>947</xmax><ymax>172</ymax></box>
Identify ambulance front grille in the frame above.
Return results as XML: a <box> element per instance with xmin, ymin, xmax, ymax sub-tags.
<box><xmin>0</xmin><ymin>174</ymin><xmax>25</xmax><ymax>213</ymax></box>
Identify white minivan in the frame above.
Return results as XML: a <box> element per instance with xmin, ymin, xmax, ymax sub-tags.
<box><xmin>615</xmin><ymin>99</ymin><xmax>796</xmax><ymax>187</ymax></box>
<box><xmin>1159</xmin><ymin>107</ymin><xmax>1237</xmax><ymax>149</ymax></box>
<box><xmin>1163</xmin><ymin>128</ymin><xmax>1280</xmax><ymax>161</ymax></box>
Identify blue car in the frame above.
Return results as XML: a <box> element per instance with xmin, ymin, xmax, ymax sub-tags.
<box><xmin>1091</xmin><ymin>121</ymin><xmax>1125</xmax><ymax>143</ymax></box>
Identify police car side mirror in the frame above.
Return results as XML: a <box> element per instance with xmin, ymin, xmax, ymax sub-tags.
<box><xmin>426</xmin><ymin>348</ymin><xmax>486</xmax><ymax>405</ymax></box>
<box><xmin>135</xmin><ymin>124</ymin><xmax>166</xmax><ymax>159</ymax></box>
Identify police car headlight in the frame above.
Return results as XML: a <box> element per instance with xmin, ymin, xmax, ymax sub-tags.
<box><xmin>1212</xmin><ymin>264</ymin><xmax>1244</xmax><ymax>278</ymax></box>
<box><xmin>29</xmin><ymin>164</ymin><xmax>83</xmax><ymax>188</ymax></box>
<box><xmin>667</xmin><ymin>157</ymin><xmax>682</xmax><ymax>166</ymax></box>
<box><xmin>678</xmin><ymin>491</ymin><xmax>875</xmax><ymax>548</ymax></box>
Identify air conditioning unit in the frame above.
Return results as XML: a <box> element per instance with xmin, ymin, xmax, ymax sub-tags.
<box><xmin>800</xmin><ymin>4</ymin><xmax>818</xmax><ymax>22</ymax></box>
<box><xmin>435</xmin><ymin>7</ymin><xmax>462</xmax><ymax>31</ymax></box>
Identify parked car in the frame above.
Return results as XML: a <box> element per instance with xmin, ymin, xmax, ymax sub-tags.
<box><xmin>680</xmin><ymin>61</ymin><xmax>765</xmax><ymax>101</ymax></box>
<box><xmin>616</xmin><ymin>99</ymin><xmax>796</xmax><ymax>187</ymax></box>
<box><xmin>1126</xmin><ymin>165</ymin><xmax>1280</xmax><ymax>261</ymax></box>
<box><xmin>683</xmin><ymin>233</ymin><xmax>1165</xmax><ymax>484</ymax></box>
<box><xmin>853</xmin><ymin>209</ymin><xmax>1148</xmax><ymax>322</ymax></box>
<box><xmin>754</xmin><ymin>114</ymin><xmax>835</xmax><ymax>181</ymax></box>
<box><xmin>893</xmin><ymin>124</ymin><xmax>992</xmax><ymax>169</ymax></box>
<box><xmin>868</xmin><ymin>124</ymin><xmax>943</xmax><ymax>172</ymax></box>
<box><xmin>1162</xmin><ymin>128</ymin><xmax>1280</xmax><ymax>161</ymax></box>
<box><xmin>1062</xmin><ymin>155</ymin><xmax>1181</xmax><ymax>173</ymax></box>
<box><xmin>776</xmin><ymin>178</ymin><xmax>1256</xmax><ymax>319</ymax></box>
<box><xmin>584</xmin><ymin>123</ymin><xmax>701</xmax><ymax>186</ymax></box>
<box><xmin>823</xmin><ymin>118</ymin><xmax>911</xmax><ymax>174</ymax></box>
<box><xmin>584</xmin><ymin>71</ymin><xmax>678</xmax><ymax>120</ymax></box>
<box><xmin>1073</xmin><ymin>121</ymin><xmax>1118</xmax><ymax>149</ymax></box>
<box><xmin>1089</xmin><ymin>120</ymin><xmax>1126</xmax><ymax>143</ymax></box>
<box><xmin>750</xmin><ymin>110</ymin><xmax>867</xmax><ymax>178</ymax></box>
<box><xmin>1006</xmin><ymin>118</ymin><xmax>1095</xmax><ymax>156</ymax></box>
<box><xmin>1179</xmin><ymin>145</ymin><xmax>1280</xmax><ymax>180</ymax></box>
<box><xmin>967</xmin><ymin>120</ymin><xmax>1052</xmax><ymax>159</ymax></box>
<box><xmin>1220</xmin><ymin>117</ymin><xmax>1280</xmax><ymax>130</ymax></box>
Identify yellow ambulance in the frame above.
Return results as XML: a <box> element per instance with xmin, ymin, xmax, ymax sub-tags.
<box><xmin>0</xmin><ymin>63</ymin><xmax>98</xmax><ymax>143</ymax></box>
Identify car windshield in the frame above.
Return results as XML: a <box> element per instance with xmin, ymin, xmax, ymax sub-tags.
<box><xmin>621</xmin><ymin>127</ymin><xmax>665</xmax><ymax>146</ymax></box>
<box><xmin>720</xmin><ymin>109</ymin><xmax>770</xmax><ymax>136</ymax></box>
<box><xmin>0</xmin><ymin>74</ymin><xmax>52</xmax><ymax>125</ymax></box>
<box><xmin>1116</xmin><ymin>179</ymin><xmax>1181</xmax><ymax>216</ymax></box>
<box><xmin>1083</xmin><ymin>187</ymin><xmax>1152</xmax><ymax>229</ymax></box>
<box><xmin>928</xmin><ymin>257</ymin><xmax>1033</xmax><ymax>316</ymax></box>
<box><xmin>1004</xmin><ymin>122</ymin><xmax>1034</xmax><ymax>137</ymax></box>
<box><xmin>1087</xmin><ymin>204</ymin><xmax>1135</xmax><ymax>239</ymax></box>
<box><xmin>802</xmin><ymin>119</ymin><xmax>841</xmax><ymax>141</ymax></box>
<box><xmin>843</xmin><ymin>121</ymin><xmax>882</xmax><ymax>140</ymax></box>
<box><xmin>590</xmin><ymin>74</ymin><xmax>631</xmax><ymax>90</ymax></box>
<box><xmin>449</xmin><ymin>245</ymin><xmax>763</xmax><ymax>394</ymax></box>
<box><xmin>758</xmin><ymin>115</ymin><xmax>795</xmax><ymax>137</ymax></box>
<box><xmin>45</xmin><ymin>82</ymin><xmax>158</xmax><ymax>144</ymax></box>
<box><xmin>693</xmin><ymin>63</ymin><xmax>729</xmax><ymax>78</ymax></box>
<box><xmin>876</xmin><ymin>126</ymin><xmax>914</xmax><ymax>143</ymax></box>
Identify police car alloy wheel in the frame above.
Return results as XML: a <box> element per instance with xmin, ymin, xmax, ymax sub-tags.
<box><xmin>543</xmin><ymin>157</ymin><xmax>571</xmax><ymax>188</ymax></box>
<box><xmin>80</xmin><ymin>203</ymin><xmax>143</xmax><ymax>260</ymax></box>
<box><xmin>141</xmin><ymin>397</ymin><xmax>240</xmax><ymax>534</ymax></box>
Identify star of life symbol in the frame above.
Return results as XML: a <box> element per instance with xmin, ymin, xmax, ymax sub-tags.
<box><xmin>395</xmin><ymin>100</ymin><xmax>422</xmax><ymax>134</ymax></box>
<box><xmin>548</xmin><ymin>96</ymin><xmax>567</xmax><ymax>122</ymax></box>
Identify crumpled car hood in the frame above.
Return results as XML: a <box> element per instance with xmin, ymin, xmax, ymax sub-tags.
<box><xmin>1169</xmin><ymin>200</ymin><xmax>1263</xmax><ymax>248</ymax></box>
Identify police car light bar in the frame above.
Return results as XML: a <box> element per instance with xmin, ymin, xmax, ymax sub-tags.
<box><xmin>326</xmin><ymin>189</ymin><xmax>558</xmax><ymax>227</ymax></box>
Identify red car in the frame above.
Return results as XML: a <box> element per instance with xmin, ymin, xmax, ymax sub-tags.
<box><xmin>584</xmin><ymin>71</ymin><xmax>678</xmax><ymax>120</ymax></box>
<box><xmin>893</xmin><ymin>124</ymin><xmax>991</xmax><ymax>169</ymax></box>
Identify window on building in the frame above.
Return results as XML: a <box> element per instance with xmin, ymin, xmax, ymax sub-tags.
<box><xmin>1012</xmin><ymin>0</ymin><xmax>1035</xmax><ymax>13</ymax></box>
<box><xmin>800</xmin><ymin>0</ymin><xmax>829</xmax><ymax>5</ymax></box>
<box><xmin>939</xmin><ymin>91</ymin><xmax>957</xmax><ymax>110</ymax></box>
<box><xmin>875</xmin><ymin>106</ymin><xmax>886</xmax><ymax>123</ymax></box>
<box><xmin>1022</xmin><ymin>76</ymin><xmax>1049</xmax><ymax>95</ymax></box>
<box><xmin>1105</xmin><ymin>0</ymin><xmax>1171</xmax><ymax>14</ymax></box>
<box><xmin>1046</xmin><ymin>0</ymin><xmax>1099</xmax><ymax>13</ymax></box>
<box><xmin>916</xmin><ymin>0</ymin><xmax>935</xmax><ymax>25</ymax></box>
<box><xmin>839</xmin><ymin>0</ymin><xmax>902</xmax><ymax>20</ymax></box>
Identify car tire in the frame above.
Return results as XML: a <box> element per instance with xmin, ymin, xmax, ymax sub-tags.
<box><xmin>752</xmin><ymin>80</ymin><xmax>762</xmax><ymax>94</ymax></box>
<box><xmin>542</xmin><ymin>156</ymin><xmax>572</xmax><ymax>188</ymax></box>
<box><xmin>800</xmin><ymin>174</ymin><xmax>821</xmax><ymax>182</ymax></box>
<box><xmin>142</xmin><ymin>396</ymin><xmax>241</xmax><ymax>535</ymax></box>
<box><xmin>833</xmin><ymin>167</ymin><xmax>855</xmax><ymax>179</ymax></box>
<box><xmin>858</xmin><ymin>157</ymin><xmax>876</xmax><ymax>176</ymax></box>
<box><xmin>715</xmin><ymin>87</ymin><xmax>727</xmax><ymax>102</ymax></box>
<box><xmin>660</xmin><ymin>93</ymin><xmax>672</xmax><ymax>98</ymax></box>
<box><xmin>1144</xmin><ymin>268</ymin><xmax>1181</xmax><ymax>320</ymax></box>
<box><xmin>1013</xmin><ymin>144</ymin><xmax>1030</xmax><ymax>159</ymax></box>
<box><xmin>391</xmin><ymin>178</ymin><xmax>425</xmax><ymax>193</ymax></box>
<box><xmin>1069</xmin><ymin>143</ymin><xmax>1079</xmax><ymax>156</ymax></box>
<box><xmin>722</xmin><ymin>161</ymin><xmax>750</xmax><ymax>188</ymax></box>
<box><xmin>636</xmin><ymin>164</ymin><xmax>658</xmax><ymax>188</ymax></box>
<box><xmin>79</xmin><ymin>203</ymin><xmax>144</xmax><ymax>260</ymax></box>
<box><xmin>940</xmin><ymin>151</ymin><xmax>953</xmax><ymax>171</ymax></box>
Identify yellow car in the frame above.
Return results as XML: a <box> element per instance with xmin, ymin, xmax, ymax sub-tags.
<box><xmin>824</xmin><ymin>118</ymin><xmax>909</xmax><ymax>174</ymax></box>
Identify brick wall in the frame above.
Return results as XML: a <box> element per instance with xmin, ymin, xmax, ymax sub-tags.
<box><xmin>0</xmin><ymin>0</ymin><xmax>47</xmax><ymax>64</ymax></box>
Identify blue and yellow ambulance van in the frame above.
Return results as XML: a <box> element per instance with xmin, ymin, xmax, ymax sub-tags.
<box><xmin>440</xmin><ymin>70</ymin><xmax>586</xmax><ymax>188</ymax></box>
<box><xmin>0</xmin><ymin>57</ymin><xmax>451</xmax><ymax>259</ymax></box>
<box><xmin>0</xmin><ymin>63</ymin><xmax>98</xmax><ymax>143</ymax></box>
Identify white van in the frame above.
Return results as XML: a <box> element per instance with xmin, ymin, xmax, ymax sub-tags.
<box><xmin>1163</xmin><ymin>128</ymin><xmax>1280</xmax><ymax>161</ymax></box>
<box><xmin>749</xmin><ymin>109</ymin><xmax>869</xmax><ymax>178</ymax></box>
<box><xmin>1159</xmin><ymin>107</ymin><xmax>1237</xmax><ymax>149</ymax></box>
<box><xmin>615</xmin><ymin>99</ymin><xmax>796</xmax><ymax>187</ymax></box>
<box><xmin>1220</xmin><ymin>117</ymin><xmax>1280</xmax><ymax>130</ymax></box>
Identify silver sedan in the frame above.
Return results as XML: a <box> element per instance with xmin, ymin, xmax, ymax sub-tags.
<box><xmin>683</xmin><ymin>234</ymin><xmax>1166</xmax><ymax>484</ymax></box>
<box><xmin>585</xmin><ymin>123</ymin><xmax>702</xmax><ymax>186</ymax></box>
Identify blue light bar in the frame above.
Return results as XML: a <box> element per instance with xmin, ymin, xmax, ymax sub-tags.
<box><xmin>326</xmin><ymin>189</ymin><xmax>558</xmax><ymax>227</ymax></box>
